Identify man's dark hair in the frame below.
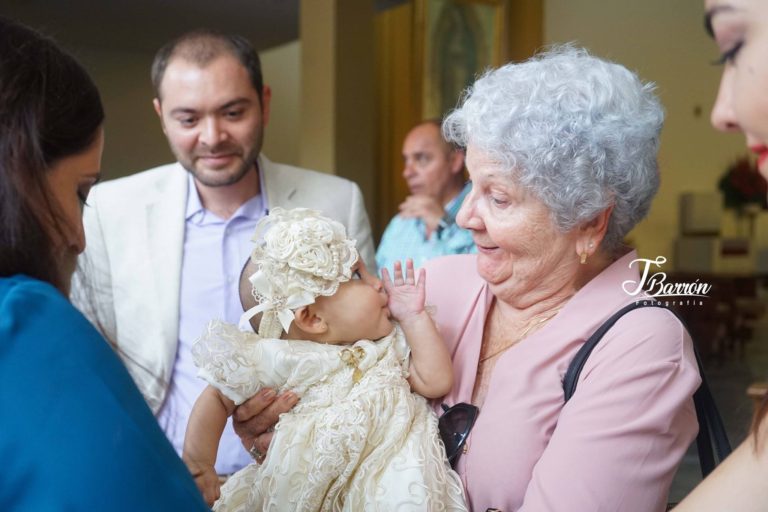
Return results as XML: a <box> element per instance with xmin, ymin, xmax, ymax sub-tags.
<box><xmin>151</xmin><ymin>29</ymin><xmax>264</xmax><ymax>103</ymax></box>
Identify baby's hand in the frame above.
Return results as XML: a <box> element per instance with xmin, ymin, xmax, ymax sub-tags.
<box><xmin>186</xmin><ymin>460</ymin><xmax>221</xmax><ymax>507</ymax></box>
<box><xmin>381</xmin><ymin>259</ymin><xmax>426</xmax><ymax>322</ymax></box>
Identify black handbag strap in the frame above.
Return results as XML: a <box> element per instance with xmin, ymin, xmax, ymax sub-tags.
<box><xmin>562</xmin><ymin>301</ymin><xmax>731</xmax><ymax>477</ymax></box>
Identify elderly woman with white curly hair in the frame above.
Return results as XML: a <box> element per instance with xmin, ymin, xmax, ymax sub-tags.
<box><xmin>423</xmin><ymin>46</ymin><xmax>701</xmax><ymax>511</ymax></box>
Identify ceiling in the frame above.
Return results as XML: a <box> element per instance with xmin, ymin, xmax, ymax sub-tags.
<box><xmin>1</xmin><ymin>0</ymin><xmax>408</xmax><ymax>53</ymax></box>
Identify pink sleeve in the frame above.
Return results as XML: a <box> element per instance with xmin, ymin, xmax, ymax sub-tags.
<box><xmin>423</xmin><ymin>255</ymin><xmax>484</xmax><ymax>353</ymax></box>
<box><xmin>520</xmin><ymin>309</ymin><xmax>700</xmax><ymax>512</ymax></box>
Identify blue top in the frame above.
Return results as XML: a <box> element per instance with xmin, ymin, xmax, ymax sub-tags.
<box><xmin>0</xmin><ymin>275</ymin><xmax>208</xmax><ymax>511</ymax></box>
<box><xmin>376</xmin><ymin>182</ymin><xmax>476</xmax><ymax>274</ymax></box>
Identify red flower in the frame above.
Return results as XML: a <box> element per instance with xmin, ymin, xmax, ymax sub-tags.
<box><xmin>718</xmin><ymin>156</ymin><xmax>767</xmax><ymax>210</ymax></box>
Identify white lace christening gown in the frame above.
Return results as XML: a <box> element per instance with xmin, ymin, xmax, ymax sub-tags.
<box><xmin>192</xmin><ymin>320</ymin><xmax>468</xmax><ymax>512</ymax></box>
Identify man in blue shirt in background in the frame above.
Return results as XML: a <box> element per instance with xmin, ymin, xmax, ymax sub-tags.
<box><xmin>376</xmin><ymin>119</ymin><xmax>475</xmax><ymax>273</ymax></box>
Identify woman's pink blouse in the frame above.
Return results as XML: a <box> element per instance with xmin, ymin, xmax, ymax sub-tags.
<box><xmin>426</xmin><ymin>252</ymin><xmax>700</xmax><ymax>512</ymax></box>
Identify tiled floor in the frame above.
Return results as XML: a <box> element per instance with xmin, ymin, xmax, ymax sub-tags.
<box><xmin>668</xmin><ymin>307</ymin><xmax>768</xmax><ymax>502</ymax></box>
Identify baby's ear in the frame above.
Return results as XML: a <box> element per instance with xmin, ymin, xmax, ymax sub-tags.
<box><xmin>292</xmin><ymin>305</ymin><xmax>327</xmax><ymax>335</ymax></box>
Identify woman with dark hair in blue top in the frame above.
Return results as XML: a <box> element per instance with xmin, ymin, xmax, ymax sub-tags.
<box><xmin>0</xmin><ymin>17</ymin><xmax>208</xmax><ymax>510</ymax></box>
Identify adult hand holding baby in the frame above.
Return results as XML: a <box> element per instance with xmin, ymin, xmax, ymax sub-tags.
<box><xmin>232</xmin><ymin>387</ymin><xmax>299</xmax><ymax>458</ymax></box>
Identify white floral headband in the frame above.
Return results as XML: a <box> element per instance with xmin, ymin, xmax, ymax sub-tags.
<box><xmin>239</xmin><ymin>207</ymin><xmax>358</xmax><ymax>339</ymax></box>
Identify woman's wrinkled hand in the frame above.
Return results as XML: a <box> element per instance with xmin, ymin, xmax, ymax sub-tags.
<box><xmin>232</xmin><ymin>388</ymin><xmax>299</xmax><ymax>458</ymax></box>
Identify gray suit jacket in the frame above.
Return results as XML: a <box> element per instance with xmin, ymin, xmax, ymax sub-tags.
<box><xmin>75</xmin><ymin>155</ymin><xmax>375</xmax><ymax>412</ymax></box>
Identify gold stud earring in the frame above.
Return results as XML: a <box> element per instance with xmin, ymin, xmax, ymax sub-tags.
<box><xmin>580</xmin><ymin>252</ymin><xmax>587</xmax><ymax>264</ymax></box>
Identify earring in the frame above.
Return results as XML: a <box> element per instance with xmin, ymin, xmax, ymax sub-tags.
<box><xmin>579</xmin><ymin>240</ymin><xmax>593</xmax><ymax>264</ymax></box>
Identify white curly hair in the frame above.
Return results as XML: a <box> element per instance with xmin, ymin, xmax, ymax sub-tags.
<box><xmin>443</xmin><ymin>44</ymin><xmax>664</xmax><ymax>252</ymax></box>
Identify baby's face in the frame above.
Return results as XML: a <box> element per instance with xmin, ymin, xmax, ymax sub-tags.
<box><xmin>314</xmin><ymin>261</ymin><xmax>394</xmax><ymax>344</ymax></box>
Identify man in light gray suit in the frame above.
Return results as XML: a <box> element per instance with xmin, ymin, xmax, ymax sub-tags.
<box><xmin>76</xmin><ymin>30</ymin><xmax>375</xmax><ymax>476</ymax></box>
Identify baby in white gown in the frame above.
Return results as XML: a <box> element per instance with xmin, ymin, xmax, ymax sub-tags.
<box><xmin>183</xmin><ymin>207</ymin><xmax>467</xmax><ymax>512</ymax></box>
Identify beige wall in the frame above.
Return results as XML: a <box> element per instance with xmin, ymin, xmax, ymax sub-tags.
<box><xmin>261</xmin><ymin>40</ymin><xmax>302</xmax><ymax>167</ymax></box>
<box><xmin>76</xmin><ymin>47</ymin><xmax>170</xmax><ymax>180</ymax></box>
<box><xmin>299</xmin><ymin>1</ymin><xmax>337</xmax><ymax>174</ymax></box>
<box><xmin>545</xmin><ymin>0</ymin><xmax>745</xmax><ymax>264</ymax></box>
<box><xmin>299</xmin><ymin>0</ymin><xmax>376</xmax><ymax>222</ymax></box>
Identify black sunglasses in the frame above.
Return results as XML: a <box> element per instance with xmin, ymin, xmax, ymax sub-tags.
<box><xmin>438</xmin><ymin>402</ymin><xmax>479</xmax><ymax>467</ymax></box>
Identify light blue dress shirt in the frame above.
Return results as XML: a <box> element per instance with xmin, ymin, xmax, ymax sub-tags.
<box><xmin>376</xmin><ymin>182</ymin><xmax>476</xmax><ymax>274</ymax></box>
<box><xmin>157</xmin><ymin>173</ymin><xmax>268</xmax><ymax>475</ymax></box>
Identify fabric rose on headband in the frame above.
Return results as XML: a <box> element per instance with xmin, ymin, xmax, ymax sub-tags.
<box><xmin>240</xmin><ymin>207</ymin><xmax>358</xmax><ymax>339</ymax></box>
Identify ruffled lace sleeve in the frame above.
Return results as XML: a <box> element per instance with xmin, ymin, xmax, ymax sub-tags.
<box><xmin>192</xmin><ymin>320</ymin><xmax>291</xmax><ymax>405</ymax></box>
<box><xmin>192</xmin><ymin>320</ymin><xmax>350</xmax><ymax>405</ymax></box>
<box><xmin>391</xmin><ymin>324</ymin><xmax>411</xmax><ymax>377</ymax></box>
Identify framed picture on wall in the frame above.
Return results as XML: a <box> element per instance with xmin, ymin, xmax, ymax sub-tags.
<box><xmin>415</xmin><ymin>0</ymin><xmax>507</xmax><ymax>120</ymax></box>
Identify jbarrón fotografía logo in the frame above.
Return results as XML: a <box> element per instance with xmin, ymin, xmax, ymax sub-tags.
<box><xmin>622</xmin><ymin>256</ymin><xmax>711</xmax><ymax>306</ymax></box>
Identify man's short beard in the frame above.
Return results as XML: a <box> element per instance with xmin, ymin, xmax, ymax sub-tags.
<box><xmin>181</xmin><ymin>146</ymin><xmax>260</xmax><ymax>187</ymax></box>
